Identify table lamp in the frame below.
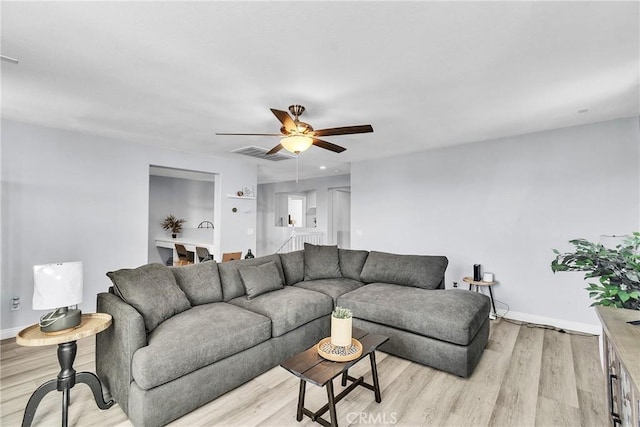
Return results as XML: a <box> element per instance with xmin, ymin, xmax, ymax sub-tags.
<box><xmin>33</xmin><ymin>261</ymin><xmax>83</xmax><ymax>333</ymax></box>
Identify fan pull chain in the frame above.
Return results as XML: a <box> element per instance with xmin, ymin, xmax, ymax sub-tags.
<box><xmin>296</xmin><ymin>155</ymin><xmax>299</xmax><ymax>184</ymax></box>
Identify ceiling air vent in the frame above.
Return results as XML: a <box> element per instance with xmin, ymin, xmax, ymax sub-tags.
<box><xmin>232</xmin><ymin>145</ymin><xmax>295</xmax><ymax>162</ymax></box>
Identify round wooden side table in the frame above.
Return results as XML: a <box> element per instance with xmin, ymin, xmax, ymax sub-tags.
<box><xmin>16</xmin><ymin>313</ymin><xmax>114</xmax><ymax>427</ymax></box>
<box><xmin>463</xmin><ymin>276</ymin><xmax>498</xmax><ymax>319</ymax></box>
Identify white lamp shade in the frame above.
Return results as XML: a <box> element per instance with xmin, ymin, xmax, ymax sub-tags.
<box><xmin>280</xmin><ymin>135</ymin><xmax>313</xmax><ymax>153</ymax></box>
<box><xmin>33</xmin><ymin>262</ymin><xmax>83</xmax><ymax>310</ymax></box>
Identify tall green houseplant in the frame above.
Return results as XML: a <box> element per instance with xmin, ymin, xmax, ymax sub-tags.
<box><xmin>551</xmin><ymin>232</ymin><xmax>640</xmax><ymax>310</ymax></box>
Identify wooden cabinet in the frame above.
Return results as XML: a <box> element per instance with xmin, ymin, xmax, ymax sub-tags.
<box><xmin>596</xmin><ymin>306</ymin><xmax>640</xmax><ymax>427</ymax></box>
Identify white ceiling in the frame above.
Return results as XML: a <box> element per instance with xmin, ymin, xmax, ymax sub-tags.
<box><xmin>2</xmin><ymin>1</ymin><xmax>638</xmax><ymax>183</ymax></box>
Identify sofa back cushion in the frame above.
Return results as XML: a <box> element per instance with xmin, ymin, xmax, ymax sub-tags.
<box><xmin>279</xmin><ymin>250</ymin><xmax>305</xmax><ymax>285</ymax></box>
<box><xmin>218</xmin><ymin>254</ymin><xmax>285</xmax><ymax>301</ymax></box>
<box><xmin>304</xmin><ymin>243</ymin><xmax>342</xmax><ymax>280</ymax></box>
<box><xmin>170</xmin><ymin>261</ymin><xmax>223</xmax><ymax>305</ymax></box>
<box><xmin>239</xmin><ymin>261</ymin><xmax>285</xmax><ymax>299</ymax></box>
<box><xmin>360</xmin><ymin>251</ymin><xmax>448</xmax><ymax>290</ymax></box>
<box><xmin>338</xmin><ymin>249</ymin><xmax>369</xmax><ymax>281</ymax></box>
<box><xmin>107</xmin><ymin>263</ymin><xmax>191</xmax><ymax>333</ymax></box>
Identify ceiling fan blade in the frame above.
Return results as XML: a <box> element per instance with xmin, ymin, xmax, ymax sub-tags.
<box><xmin>270</xmin><ymin>108</ymin><xmax>297</xmax><ymax>131</ymax></box>
<box><xmin>266</xmin><ymin>143</ymin><xmax>284</xmax><ymax>155</ymax></box>
<box><xmin>313</xmin><ymin>125</ymin><xmax>373</xmax><ymax>137</ymax></box>
<box><xmin>216</xmin><ymin>132</ymin><xmax>282</xmax><ymax>136</ymax></box>
<box><xmin>312</xmin><ymin>138</ymin><xmax>346</xmax><ymax>153</ymax></box>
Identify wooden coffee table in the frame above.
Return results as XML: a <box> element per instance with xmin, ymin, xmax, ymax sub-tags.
<box><xmin>280</xmin><ymin>327</ymin><xmax>389</xmax><ymax>427</ymax></box>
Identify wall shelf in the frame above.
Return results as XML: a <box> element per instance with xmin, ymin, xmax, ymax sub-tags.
<box><xmin>226</xmin><ymin>194</ymin><xmax>256</xmax><ymax>200</ymax></box>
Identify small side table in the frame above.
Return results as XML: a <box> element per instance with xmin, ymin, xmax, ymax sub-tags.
<box><xmin>16</xmin><ymin>313</ymin><xmax>115</xmax><ymax>427</ymax></box>
<box><xmin>463</xmin><ymin>277</ymin><xmax>498</xmax><ymax>319</ymax></box>
<box><xmin>280</xmin><ymin>328</ymin><xmax>389</xmax><ymax>427</ymax></box>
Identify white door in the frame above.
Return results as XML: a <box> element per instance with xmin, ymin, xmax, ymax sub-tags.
<box><xmin>329</xmin><ymin>188</ymin><xmax>351</xmax><ymax>248</ymax></box>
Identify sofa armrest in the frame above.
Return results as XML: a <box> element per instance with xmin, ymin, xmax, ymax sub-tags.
<box><xmin>96</xmin><ymin>291</ymin><xmax>147</xmax><ymax>415</ymax></box>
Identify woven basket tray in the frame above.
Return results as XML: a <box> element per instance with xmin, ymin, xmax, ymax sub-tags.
<box><xmin>317</xmin><ymin>337</ymin><xmax>363</xmax><ymax>362</ymax></box>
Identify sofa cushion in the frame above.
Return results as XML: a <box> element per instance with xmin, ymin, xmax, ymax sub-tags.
<box><xmin>295</xmin><ymin>278</ymin><xmax>365</xmax><ymax>304</ymax></box>
<box><xmin>229</xmin><ymin>286</ymin><xmax>333</xmax><ymax>337</ymax></box>
<box><xmin>338</xmin><ymin>249</ymin><xmax>369</xmax><ymax>281</ymax></box>
<box><xmin>218</xmin><ymin>254</ymin><xmax>285</xmax><ymax>301</ymax></box>
<box><xmin>131</xmin><ymin>303</ymin><xmax>271</xmax><ymax>390</ymax></box>
<box><xmin>304</xmin><ymin>243</ymin><xmax>342</xmax><ymax>280</ymax></box>
<box><xmin>360</xmin><ymin>251</ymin><xmax>448</xmax><ymax>290</ymax></box>
<box><xmin>239</xmin><ymin>261</ymin><xmax>284</xmax><ymax>299</ymax></box>
<box><xmin>279</xmin><ymin>250</ymin><xmax>305</xmax><ymax>285</ymax></box>
<box><xmin>337</xmin><ymin>283</ymin><xmax>490</xmax><ymax>346</ymax></box>
<box><xmin>107</xmin><ymin>263</ymin><xmax>191</xmax><ymax>333</ymax></box>
<box><xmin>170</xmin><ymin>261</ymin><xmax>223</xmax><ymax>305</ymax></box>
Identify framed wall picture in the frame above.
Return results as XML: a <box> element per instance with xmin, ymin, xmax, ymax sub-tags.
<box><xmin>243</xmin><ymin>185</ymin><xmax>254</xmax><ymax>197</ymax></box>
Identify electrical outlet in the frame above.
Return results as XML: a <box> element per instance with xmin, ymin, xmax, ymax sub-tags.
<box><xmin>11</xmin><ymin>296</ymin><xmax>20</xmax><ymax>311</ymax></box>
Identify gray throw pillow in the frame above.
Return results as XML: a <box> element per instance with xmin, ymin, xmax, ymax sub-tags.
<box><xmin>239</xmin><ymin>261</ymin><xmax>284</xmax><ymax>299</ymax></box>
<box><xmin>279</xmin><ymin>250</ymin><xmax>305</xmax><ymax>285</ymax></box>
<box><xmin>339</xmin><ymin>249</ymin><xmax>369</xmax><ymax>281</ymax></box>
<box><xmin>170</xmin><ymin>261</ymin><xmax>223</xmax><ymax>305</ymax></box>
<box><xmin>107</xmin><ymin>263</ymin><xmax>191</xmax><ymax>333</ymax></box>
<box><xmin>304</xmin><ymin>243</ymin><xmax>342</xmax><ymax>280</ymax></box>
<box><xmin>218</xmin><ymin>254</ymin><xmax>285</xmax><ymax>301</ymax></box>
<box><xmin>360</xmin><ymin>251</ymin><xmax>448</xmax><ymax>290</ymax></box>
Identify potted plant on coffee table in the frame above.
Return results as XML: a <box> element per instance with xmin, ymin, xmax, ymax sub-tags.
<box><xmin>551</xmin><ymin>232</ymin><xmax>640</xmax><ymax>310</ymax></box>
<box><xmin>161</xmin><ymin>214</ymin><xmax>186</xmax><ymax>238</ymax></box>
<box><xmin>331</xmin><ymin>307</ymin><xmax>353</xmax><ymax>346</ymax></box>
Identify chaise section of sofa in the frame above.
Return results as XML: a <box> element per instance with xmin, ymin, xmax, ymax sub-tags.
<box><xmin>338</xmin><ymin>284</ymin><xmax>490</xmax><ymax>377</ymax></box>
<box><xmin>337</xmin><ymin>251</ymin><xmax>491</xmax><ymax>377</ymax></box>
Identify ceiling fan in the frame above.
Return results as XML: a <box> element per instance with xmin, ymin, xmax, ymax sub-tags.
<box><xmin>216</xmin><ymin>105</ymin><xmax>373</xmax><ymax>155</ymax></box>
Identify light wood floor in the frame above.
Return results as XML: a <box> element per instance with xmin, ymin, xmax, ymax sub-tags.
<box><xmin>1</xmin><ymin>319</ymin><xmax>607</xmax><ymax>427</ymax></box>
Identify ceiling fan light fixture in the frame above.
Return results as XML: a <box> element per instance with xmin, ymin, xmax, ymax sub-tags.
<box><xmin>280</xmin><ymin>135</ymin><xmax>313</xmax><ymax>154</ymax></box>
<box><xmin>219</xmin><ymin>105</ymin><xmax>372</xmax><ymax>156</ymax></box>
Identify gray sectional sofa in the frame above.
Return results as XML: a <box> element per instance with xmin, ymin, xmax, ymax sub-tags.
<box><xmin>96</xmin><ymin>244</ymin><xmax>490</xmax><ymax>427</ymax></box>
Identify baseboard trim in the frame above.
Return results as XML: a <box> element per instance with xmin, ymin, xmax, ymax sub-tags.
<box><xmin>498</xmin><ymin>309</ymin><xmax>601</xmax><ymax>335</ymax></box>
<box><xmin>1</xmin><ymin>324</ymin><xmax>30</xmax><ymax>340</ymax></box>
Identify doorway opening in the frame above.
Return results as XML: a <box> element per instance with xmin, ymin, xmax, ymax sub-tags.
<box><xmin>148</xmin><ymin>166</ymin><xmax>219</xmax><ymax>264</ymax></box>
<box><xmin>328</xmin><ymin>187</ymin><xmax>351</xmax><ymax>248</ymax></box>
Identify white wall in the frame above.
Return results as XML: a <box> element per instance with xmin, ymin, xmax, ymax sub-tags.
<box><xmin>352</xmin><ymin>117</ymin><xmax>640</xmax><ymax>330</ymax></box>
<box><xmin>148</xmin><ymin>175</ymin><xmax>215</xmax><ymax>264</ymax></box>
<box><xmin>257</xmin><ymin>174</ymin><xmax>350</xmax><ymax>255</ymax></box>
<box><xmin>1</xmin><ymin>120</ymin><xmax>257</xmax><ymax>335</ymax></box>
